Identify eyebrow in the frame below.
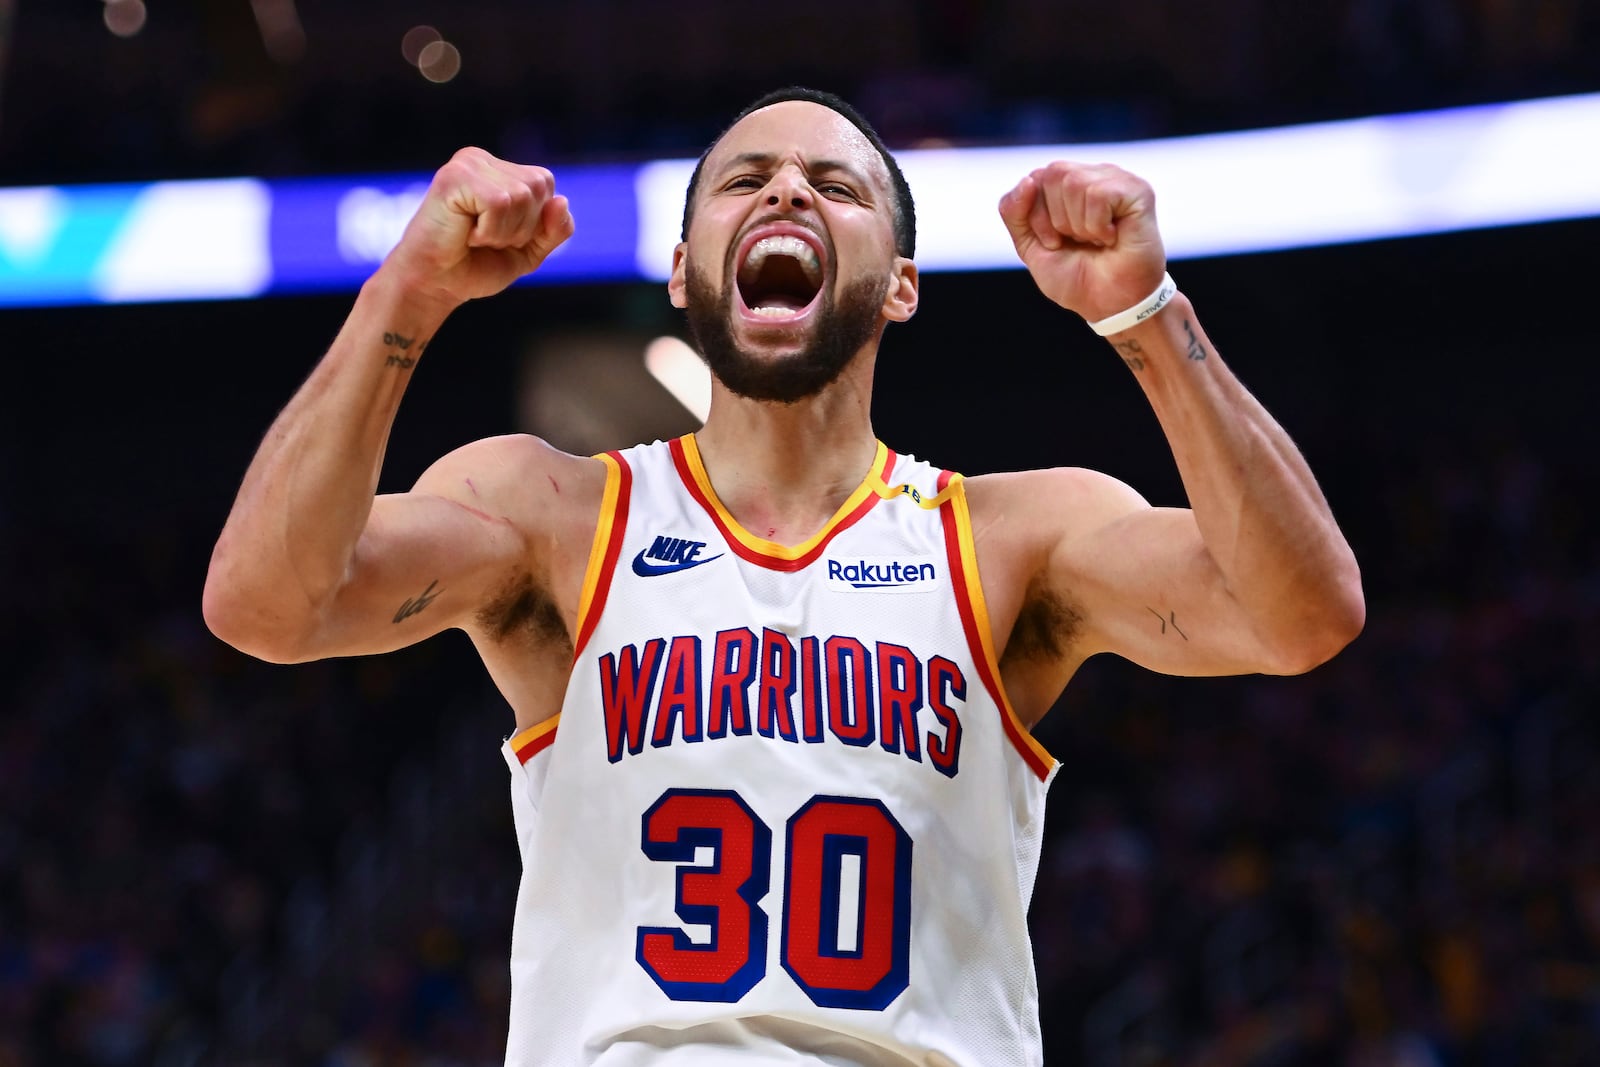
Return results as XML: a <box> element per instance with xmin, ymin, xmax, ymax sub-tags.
<box><xmin>716</xmin><ymin>151</ymin><xmax>874</xmax><ymax>190</ymax></box>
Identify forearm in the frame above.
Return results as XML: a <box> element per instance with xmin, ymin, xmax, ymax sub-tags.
<box><xmin>205</xmin><ymin>270</ymin><xmax>456</xmax><ymax>643</ymax></box>
<box><xmin>1108</xmin><ymin>293</ymin><xmax>1363</xmax><ymax>665</ymax></box>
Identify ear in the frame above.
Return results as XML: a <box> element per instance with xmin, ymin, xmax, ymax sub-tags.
<box><xmin>881</xmin><ymin>257</ymin><xmax>919</xmax><ymax>323</ymax></box>
<box><xmin>667</xmin><ymin>243</ymin><xmax>689</xmax><ymax>309</ymax></box>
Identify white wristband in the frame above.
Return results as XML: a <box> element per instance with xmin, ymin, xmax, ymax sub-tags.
<box><xmin>1089</xmin><ymin>272</ymin><xmax>1178</xmax><ymax>336</ymax></box>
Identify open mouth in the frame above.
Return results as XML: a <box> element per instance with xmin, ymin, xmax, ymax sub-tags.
<box><xmin>736</xmin><ymin>233</ymin><xmax>824</xmax><ymax>320</ymax></box>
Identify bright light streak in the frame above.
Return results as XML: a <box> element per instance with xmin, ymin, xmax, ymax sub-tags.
<box><xmin>91</xmin><ymin>180</ymin><xmax>273</xmax><ymax>303</ymax></box>
<box><xmin>250</xmin><ymin>0</ymin><xmax>305</xmax><ymax>64</ymax></box>
<box><xmin>644</xmin><ymin>336</ymin><xmax>710</xmax><ymax>424</ymax></box>
<box><xmin>0</xmin><ymin>187</ymin><xmax>66</xmax><ymax>269</ymax></box>
<box><xmin>637</xmin><ymin>92</ymin><xmax>1600</xmax><ymax>280</ymax></box>
<box><xmin>3</xmin><ymin>92</ymin><xmax>1598</xmax><ymax>307</ymax></box>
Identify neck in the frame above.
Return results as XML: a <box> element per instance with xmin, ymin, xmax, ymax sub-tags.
<box><xmin>693</xmin><ymin>359</ymin><xmax>879</xmax><ymax>545</ymax></box>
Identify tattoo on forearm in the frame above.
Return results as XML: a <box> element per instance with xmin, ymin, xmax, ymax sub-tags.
<box><xmin>1147</xmin><ymin>607</ymin><xmax>1188</xmax><ymax>640</ymax></box>
<box><xmin>1113</xmin><ymin>338</ymin><xmax>1146</xmax><ymax>372</ymax></box>
<box><xmin>1182</xmin><ymin>319</ymin><xmax>1206</xmax><ymax>362</ymax></box>
<box><xmin>394</xmin><ymin>580</ymin><xmax>441</xmax><ymax>623</ymax></box>
<box><xmin>382</xmin><ymin>331</ymin><xmax>428</xmax><ymax>370</ymax></box>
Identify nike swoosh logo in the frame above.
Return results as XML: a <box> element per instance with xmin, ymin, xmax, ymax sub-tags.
<box><xmin>631</xmin><ymin>550</ymin><xmax>725</xmax><ymax>577</ymax></box>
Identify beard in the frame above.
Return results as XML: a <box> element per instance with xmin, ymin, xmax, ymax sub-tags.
<box><xmin>683</xmin><ymin>261</ymin><xmax>888</xmax><ymax>405</ymax></box>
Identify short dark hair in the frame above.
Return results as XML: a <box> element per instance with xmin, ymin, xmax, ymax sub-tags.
<box><xmin>680</xmin><ymin>86</ymin><xmax>917</xmax><ymax>259</ymax></box>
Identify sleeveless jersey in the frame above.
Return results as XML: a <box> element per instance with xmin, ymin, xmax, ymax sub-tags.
<box><xmin>499</xmin><ymin>435</ymin><xmax>1058</xmax><ymax>1066</ymax></box>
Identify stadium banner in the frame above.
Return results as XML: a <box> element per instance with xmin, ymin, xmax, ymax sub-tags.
<box><xmin>2</xmin><ymin>92</ymin><xmax>1597</xmax><ymax>307</ymax></box>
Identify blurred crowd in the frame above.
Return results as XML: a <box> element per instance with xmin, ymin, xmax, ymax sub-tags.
<box><xmin>0</xmin><ymin>518</ymin><xmax>494</xmax><ymax>1066</ymax></box>
<box><xmin>2</xmin><ymin>399</ymin><xmax>1596</xmax><ymax>1067</ymax></box>
<box><xmin>4</xmin><ymin>0</ymin><xmax>1598</xmax><ymax>185</ymax></box>
<box><xmin>1030</xmin><ymin>426</ymin><xmax>1600</xmax><ymax>1066</ymax></box>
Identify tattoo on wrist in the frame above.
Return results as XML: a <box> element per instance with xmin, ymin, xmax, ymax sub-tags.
<box><xmin>1147</xmin><ymin>607</ymin><xmax>1188</xmax><ymax>640</ymax></box>
<box><xmin>382</xmin><ymin>331</ymin><xmax>427</xmax><ymax>370</ymax></box>
<box><xmin>1182</xmin><ymin>320</ymin><xmax>1206</xmax><ymax>362</ymax></box>
<box><xmin>1113</xmin><ymin>338</ymin><xmax>1145</xmax><ymax>372</ymax></box>
<box><xmin>394</xmin><ymin>580</ymin><xmax>441</xmax><ymax>623</ymax></box>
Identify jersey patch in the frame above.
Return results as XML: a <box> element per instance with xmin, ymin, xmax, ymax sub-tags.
<box><xmin>824</xmin><ymin>554</ymin><xmax>941</xmax><ymax>593</ymax></box>
<box><xmin>632</xmin><ymin>533</ymin><xmax>725</xmax><ymax>577</ymax></box>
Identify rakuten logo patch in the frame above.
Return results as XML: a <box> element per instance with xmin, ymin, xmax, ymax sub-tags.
<box><xmin>824</xmin><ymin>555</ymin><xmax>941</xmax><ymax>593</ymax></box>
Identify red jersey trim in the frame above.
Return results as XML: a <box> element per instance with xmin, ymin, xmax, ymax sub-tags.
<box><xmin>938</xmin><ymin>470</ymin><xmax>1056</xmax><ymax>782</ymax></box>
<box><xmin>509</xmin><ymin>716</ymin><xmax>559</xmax><ymax>765</ymax></box>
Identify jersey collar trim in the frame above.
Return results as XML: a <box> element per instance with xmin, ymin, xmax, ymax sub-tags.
<box><xmin>670</xmin><ymin>434</ymin><xmax>895</xmax><ymax>572</ymax></box>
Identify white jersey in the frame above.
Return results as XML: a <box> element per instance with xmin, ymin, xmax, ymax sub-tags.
<box><xmin>500</xmin><ymin>435</ymin><xmax>1058</xmax><ymax>1066</ymax></box>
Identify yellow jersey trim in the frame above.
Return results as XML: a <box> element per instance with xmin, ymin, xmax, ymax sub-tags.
<box><xmin>679</xmin><ymin>434</ymin><xmax>891</xmax><ymax>561</ymax></box>
<box><xmin>867</xmin><ymin>470</ymin><xmax>962</xmax><ymax>510</ymax></box>
<box><xmin>508</xmin><ymin>715</ymin><xmax>561</xmax><ymax>761</ymax></box>
<box><xmin>574</xmin><ymin>452</ymin><xmax>622</xmax><ymax>643</ymax></box>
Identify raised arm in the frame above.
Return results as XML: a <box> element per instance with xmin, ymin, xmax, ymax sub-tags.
<box><xmin>203</xmin><ymin>149</ymin><xmax>578</xmax><ymax>663</ymax></box>
<box><xmin>985</xmin><ymin>163</ymin><xmax>1363</xmax><ymax>705</ymax></box>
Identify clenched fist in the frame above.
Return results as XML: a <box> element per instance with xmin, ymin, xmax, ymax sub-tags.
<box><xmin>998</xmin><ymin>162</ymin><xmax>1167</xmax><ymax>325</ymax></box>
<box><xmin>382</xmin><ymin>147</ymin><xmax>575</xmax><ymax>310</ymax></box>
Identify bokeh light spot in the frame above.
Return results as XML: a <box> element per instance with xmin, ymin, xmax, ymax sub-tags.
<box><xmin>104</xmin><ymin>0</ymin><xmax>148</xmax><ymax>37</ymax></box>
<box><xmin>417</xmin><ymin>40</ymin><xmax>461</xmax><ymax>84</ymax></box>
<box><xmin>402</xmin><ymin>25</ymin><xmax>442</xmax><ymax>67</ymax></box>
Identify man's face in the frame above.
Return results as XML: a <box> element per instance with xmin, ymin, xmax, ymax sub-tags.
<box><xmin>671</xmin><ymin>101</ymin><xmax>912</xmax><ymax>403</ymax></box>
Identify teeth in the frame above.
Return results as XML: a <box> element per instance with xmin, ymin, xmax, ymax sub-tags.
<box><xmin>742</xmin><ymin>234</ymin><xmax>821</xmax><ymax>283</ymax></box>
<box><xmin>750</xmin><ymin>305</ymin><xmax>802</xmax><ymax>318</ymax></box>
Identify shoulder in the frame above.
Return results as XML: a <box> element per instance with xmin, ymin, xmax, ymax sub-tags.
<box><xmin>414</xmin><ymin>433</ymin><xmax>607</xmax><ymax>494</ymax></box>
<box><xmin>963</xmin><ymin>466</ymin><xmax>1150</xmax><ymax>560</ymax></box>
<box><xmin>411</xmin><ymin>433</ymin><xmax>610</xmax><ymax>537</ymax></box>
<box><xmin>944</xmin><ymin>467</ymin><xmax>1153</xmax><ymax>719</ymax></box>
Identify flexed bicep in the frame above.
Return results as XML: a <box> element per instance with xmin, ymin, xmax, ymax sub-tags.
<box><xmin>1061</xmin><ymin>505</ymin><xmax>1285</xmax><ymax>678</ymax></box>
<box><xmin>968</xmin><ymin>467</ymin><xmax>1300</xmax><ymax>726</ymax></box>
<box><xmin>214</xmin><ymin>434</ymin><xmax>598</xmax><ymax>665</ymax></box>
<box><xmin>304</xmin><ymin>485</ymin><xmax>532</xmax><ymax>660</ymax></box>
<box><xmin>309</xmin><ymin>434</ymin><xmax>611</xmax><ymax>661</ymax></box>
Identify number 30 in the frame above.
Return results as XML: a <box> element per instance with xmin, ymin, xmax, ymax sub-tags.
<box><xmin>636</xmin><ymin>788</ymin><xmax>912</xmax><ymax>1010</ymax></box>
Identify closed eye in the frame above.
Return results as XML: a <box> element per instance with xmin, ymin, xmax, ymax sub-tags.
<box><xmin>722</xmin><ymin>174</ymin><xmax>861</xmax><ymax>201</ymax></box>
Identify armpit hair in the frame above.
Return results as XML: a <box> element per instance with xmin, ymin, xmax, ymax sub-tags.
<box><xmin>1002</xmin><ymin>581</ymin><xmax>1083</xmax><ymax>666</ymax></box>
<box><xmin>477</xmin><ymin>573</ymin><xmax>572</xmax><ymax>653</ymax></box>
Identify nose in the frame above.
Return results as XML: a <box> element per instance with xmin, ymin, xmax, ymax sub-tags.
<box><xmin>764</xmin><ymin>166</ymin><xmax>813</xmax><ymax>211</ymax></box>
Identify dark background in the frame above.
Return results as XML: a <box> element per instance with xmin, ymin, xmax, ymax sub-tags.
<box><xmin>3</xmin><ymin>2</ymin><xmax>1599</xmax><ymax>1065</ymax></box>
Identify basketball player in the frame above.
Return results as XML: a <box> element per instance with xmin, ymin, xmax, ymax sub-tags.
<box><xmin>204</xmin><ymin>88</ymin><xmax>1363</xmax><ymax>1065</ymax></box>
